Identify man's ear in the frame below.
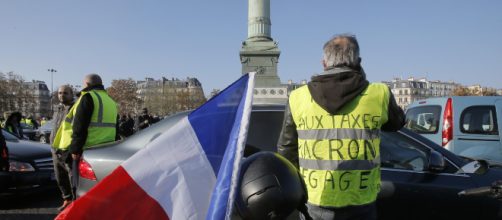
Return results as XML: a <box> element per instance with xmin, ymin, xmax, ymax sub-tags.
<box><xmin>357</xmin><ymin>57</ymin><xmax>362</xmax><ymax>65</ymax></box>
<box><xmin>322</xmin><ymin>59</ymin><xmax>327</xmax><ymax>69</ymax></box>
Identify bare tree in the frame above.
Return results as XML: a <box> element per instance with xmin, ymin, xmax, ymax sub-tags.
<box><xmin>107</xmin><ymin>79</ymin><xmax>141</xmax><ymax>115</ymax></box>
<box><xmin>452</xmin><ymin>86</ymin><xmax>471</xmax><ymax>96</ymax></box>
<box><xmin>482</xmin><ymin>90</ymin><xmax>499</xmax><ymax>96</ymax></box>
<box><xmin>0</xmin><ymin>72</ymin><xmax>35</xmax><ymax>116</ymax></box>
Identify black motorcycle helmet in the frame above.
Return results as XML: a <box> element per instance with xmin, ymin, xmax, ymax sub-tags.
<box><xmin>235</xmin><ymin>152</ymin><xmax>307</xmax><ymax>220</ymax></box>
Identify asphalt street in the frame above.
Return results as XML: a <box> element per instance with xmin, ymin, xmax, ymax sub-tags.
<box><xmin>0</xmin><ymin>188</ymin><xmax>60</xmax><ymax>220</ymax></box>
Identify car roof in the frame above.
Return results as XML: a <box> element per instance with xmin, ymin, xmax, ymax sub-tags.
<box><xmin>408</xmin><ymin>96</ymin><xmax>500</xmax><ymax>109</ymax></box>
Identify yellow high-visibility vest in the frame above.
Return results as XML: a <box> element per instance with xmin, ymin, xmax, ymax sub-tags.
<box><xmin>289</xmin><ymin>83</ymin><xmax>389</xmax><ymax>208</ymax></box>
<box><xmin>53</xmin><ymin>90</ymin><xmax>117</xmax><ymax>150</ymax></box>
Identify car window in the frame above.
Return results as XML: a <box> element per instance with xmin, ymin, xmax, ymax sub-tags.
<box><xmin>405</xmin><ymin>106</ymin><xmax>441</xmax><ymax>134</ymax></box>
<box><xmin>460</xmin><ymin>106</ymin><xmax>498</xmax><ymax>135</ymax></box>
<box><xmin>380</xmin><ymin>131</ymin><xmax>458</xmax><ymax>173</ymax></box>
<box><xmin>380</xmin><ymin>132</ymin><xmax>429</xmax><ymax>171</ymax></box>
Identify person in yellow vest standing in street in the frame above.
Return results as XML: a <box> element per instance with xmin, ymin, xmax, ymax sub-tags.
<box><xmin>278</xmin><ymin>34</ymin><xmax>405</xmax><ymax>220</ymax></box>
<box><xmin>53</xmin><ymin>73</ymin><xmax>119</xmax><ymax>211</ymax></box>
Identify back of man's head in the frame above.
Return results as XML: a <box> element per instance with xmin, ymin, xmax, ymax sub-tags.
<box><xmin>323</xmin><ymin>34</ymin><xmax>360</xmax><ymax>69</ymax></box>
<box><xmin>84</xmin><ymin>74</ymin><xmax>103</xmax><ymax>88</ymax></box>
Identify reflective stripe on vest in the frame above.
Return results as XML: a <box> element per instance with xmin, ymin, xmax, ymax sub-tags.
<box><xmin>289</xmin><ymin>83</ymin><xmax>389</xmax><ymax>208</ymax></box>
<box><xmin>53</xmin><ymin>90</ymin><xmax>117</xmax><ymax>150</ymax></box>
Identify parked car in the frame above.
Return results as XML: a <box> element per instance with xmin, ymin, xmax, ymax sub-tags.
<box><xmin>0</xmin><ymin>129</ymin><xmax>56</xmax><ymax>195</ymax></box>
<box><xmin>405</xmin><ymin>97</ymin><xmax>502</xmax><ymax>163</ymax></box>
<box><xmin>77</xmin><ymin>105</ymin><xmax>502</xmax><ymax>219</ymax></box>
<box><xmin>35</xmin><ymin>120</ymin><xmax>53</xmax><ymax>144</ymax></box>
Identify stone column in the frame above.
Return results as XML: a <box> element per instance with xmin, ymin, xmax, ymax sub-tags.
<box><xmin>248</xmin><ymin>0</ymin><xmax>271</xmax><ymax>41</ymax></box>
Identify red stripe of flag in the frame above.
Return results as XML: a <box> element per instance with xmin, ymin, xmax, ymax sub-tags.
<box><xmin>56</xmin><ymin>166</ymin><xmax>170</xmax><ymax>220</ymax></box>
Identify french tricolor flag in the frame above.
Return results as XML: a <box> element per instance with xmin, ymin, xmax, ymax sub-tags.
<box><xmin>56</xmin><ymin>73</ymin><xmax>255</xmax><ymax>220</ymax></box>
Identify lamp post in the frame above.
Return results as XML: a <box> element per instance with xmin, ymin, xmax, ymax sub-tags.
<box><xmin>47</xmin><ymin>68</ymin><xmax>57</xmax><ymax>115</ymax></box>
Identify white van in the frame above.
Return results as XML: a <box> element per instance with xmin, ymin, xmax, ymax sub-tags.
<box><xmin>405</xmin><ymin>96</ymin><xmax>502</xmax><ymax>163</ymax></box>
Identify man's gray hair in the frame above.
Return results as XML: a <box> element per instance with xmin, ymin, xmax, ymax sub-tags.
<box><xmin>84</xmin><ymin>73</ymin><xmax>103</xmax><ymax>87</ymax></box>
<box><xmin>323</xmin><ymin>34</ymin><xmax>360</xmax><ymax>68</ymax></box>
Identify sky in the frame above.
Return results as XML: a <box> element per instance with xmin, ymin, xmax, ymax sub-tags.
<box><xmin>1</xmin><ymin>0</ymin><xmax>501</xmax><ymax>96</ymax></box>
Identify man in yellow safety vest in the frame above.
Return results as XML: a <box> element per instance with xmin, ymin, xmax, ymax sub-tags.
<box><xmin>278</xmin><ymin>34</ymin><xmax>405</xmax><ymax>220</ymax></box>
<box><xmin>53</xmin><ymin>74</ymin><xmax>119</xmax><ymax>211</ymax></box>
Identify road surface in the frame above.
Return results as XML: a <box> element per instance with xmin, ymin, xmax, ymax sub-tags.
<box><xmin>0</xmin><ymin>188</ymin><xmax>60</xmax><ymax>220</ymax></box>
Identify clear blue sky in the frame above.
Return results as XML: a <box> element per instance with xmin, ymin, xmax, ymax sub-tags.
<box><xmin>1</xmin><ymin>0</ymin><xmax>501</xmax><ymax>96</ymax></box>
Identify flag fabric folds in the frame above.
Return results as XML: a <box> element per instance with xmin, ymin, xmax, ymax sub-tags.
<box><xmin>56</xmin><ymin>73</ymin><xmax>255</xmax><ymax>220</ymax></box>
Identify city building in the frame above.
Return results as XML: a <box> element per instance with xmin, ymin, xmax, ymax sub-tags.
<box><xmin>136</xmin><ymin>77</ymin><xmax>206</xmax><ymax>116</ymax></box>
<box><xmin>22</xmin><ymin>80</ymin><xmax>51</xmax><ymax>118</ymax></box>
<box><xmin>384</xmin><ymin>77</ymin><xmax>459</xmax><ymax>109</ymax></box>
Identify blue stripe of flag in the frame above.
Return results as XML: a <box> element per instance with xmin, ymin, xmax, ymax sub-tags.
<box><xmin>187</xmin><ymin>74</ymin><xmax>251</xmax><ymax>220</ymax></box>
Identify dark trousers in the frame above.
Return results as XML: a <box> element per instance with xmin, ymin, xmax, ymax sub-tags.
<box><xmin>301</xmin><ymin>202</ymin><xmax>377</xmax><ymax>220</ymax></box>
<box><xmin>51</xmin><ymin>149</ymin><xmax>74</xmax><ymax>200</ymax></box>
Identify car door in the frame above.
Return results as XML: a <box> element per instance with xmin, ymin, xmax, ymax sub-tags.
<box><xmin>454</xmin><ymin>104</ymin><xmax>502</xmax><ymax>162</ymax></box>
<box><xmin>377</xmin><ymin>131</ymin><xmax>479</xmax><ymax>219</ymax></box>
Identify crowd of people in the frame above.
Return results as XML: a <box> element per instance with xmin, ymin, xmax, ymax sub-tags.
<box><xmin>0</xmin><ymin>106</ymin><xmax>160</xmax><ymax>141</ymax></box>
<box><xmin>0</xmin><ymin>112</ymin><xmax>47</xmax><ymax>139</ymax></box>
<box><xmin>1</xmin><ymin>33</ymin><xmax>406</xmax><ymax>219</ymax></box>
<box><xmin>0</xmin><ymin>74</ymin><xmax>162</xmax><ymax>212</ymax></box>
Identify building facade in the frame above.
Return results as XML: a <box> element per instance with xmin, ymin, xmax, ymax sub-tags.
<box><xmin>21</xmin><ymin>80</ymin><xmax>51</xmax><ymax>118</ymax></box>
<box><xmin>384</xmin><ymin>77</ymin><xmax>458</xmax><ymax>110</ymax></box>
<box><xmin>136</xmin><ymin>77</ymin><xmax>206</xmax><ymax>116</ymax></box>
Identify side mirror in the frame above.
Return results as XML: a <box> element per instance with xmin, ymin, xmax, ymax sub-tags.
<box><xmin>428</xmin><ymin>150</ymin><xmax>445</xmax><ymax>172</ymax></box>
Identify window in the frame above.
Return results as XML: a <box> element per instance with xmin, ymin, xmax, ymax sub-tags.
<box><xmin>405</xmin><ymin>106</ymin><xmax>441</xmax><ymax>134</ymax></box>
<box><xmin>380</xmin><ymin>132</ymin><xmax>429</xmax><ymax>171</ymax></box>
<box><xmin>380</xmin><ymin>132</ymin><xmax>458</xmax><ymax>173</ymax></box>
<box><xmin>460</xmin><ymin>106</ymin><xmax>498</xmax><ymax>135</ymax></box>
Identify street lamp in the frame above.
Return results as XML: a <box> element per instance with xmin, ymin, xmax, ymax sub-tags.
<box><xmin>47</xmin><ymin>68</ymin><xmax>57</xmax><ymax>114</ymax></box>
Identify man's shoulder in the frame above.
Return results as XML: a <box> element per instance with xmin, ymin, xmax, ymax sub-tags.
<box><xmin>290</xmin><ymin>85</ymin><xmax>308</xmax><ymax>95</ymax></box>
<box><xmin>368</xmin><ymin>83</ymin><xmax>390</xmax><ymax>94</ymax></box>
<box><xmin>369</xmin><ymin>82</ymin><xmax>388</xmax><ymax>88</ymax></box>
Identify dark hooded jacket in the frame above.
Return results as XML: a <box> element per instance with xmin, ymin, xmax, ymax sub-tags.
<box><xmin>277</xmin><ymin>66</ymin><xmax>405</xmax><ymax>167</ymax></box>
